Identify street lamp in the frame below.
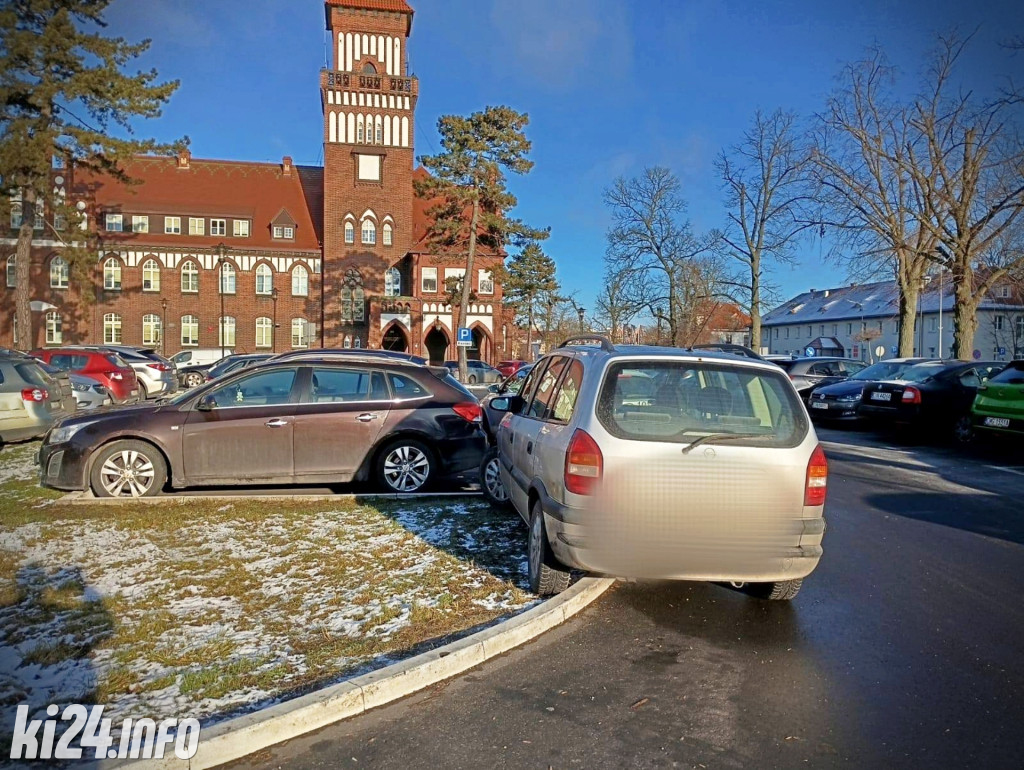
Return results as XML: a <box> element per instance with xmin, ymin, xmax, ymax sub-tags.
<box><xmin>577</xmin><ymin>306</ymin><xmax>586</xmax><ymax>333</ymax></box>
<box><xmin>214</xmin><ymin>242</ymin><xmax>227</xmax><ymax>358</ymax></box>
<box><xmin>655</xmin><ymin>307</ymin><xmax>663</xmax><ymax>345</ymax></box>
<box><xmin>160</xmin><ymin>298</ymin><xmax>167</xmax><ymax>356</ymax></box>
<box><xmin>271</xmin><ymin>286</ymin><xmax>279</xmax><ymax>353</ymax></box>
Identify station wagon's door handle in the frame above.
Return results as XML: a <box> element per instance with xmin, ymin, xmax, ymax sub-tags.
<box><xmin>265</xmin><ymin>418</ymin><xmax>289</xmax><ymax>428</ymax></box>
<box><xmin>526</xmin><ymin>441</ymin><xmax>533</xmax><ymax>454</ymax></box>
<box><xmin>357</xmin><ymin>413</ymin><xmax>378</xmax><ymax>422</ymax></box>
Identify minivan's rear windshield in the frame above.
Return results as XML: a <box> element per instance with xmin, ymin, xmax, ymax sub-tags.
<box><xmin>597</xmin><ymin>361</ymin><xmax>807</xmax><ymax>447</ymax></box>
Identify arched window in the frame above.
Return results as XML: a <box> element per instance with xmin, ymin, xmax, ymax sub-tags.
<box><xmin>291</xmin><ymin>318</ymin><xmax>308</xmax><ymax>349</ymax></box>
<box><xmin>219</xmin><ymin>261</ymin><xmax>236</xmax><ymax>294</ymax></box>
<box><xmin>142</xmin><ymin>314</ymin><xmax>162</xmax><ymax>346</ymax></box>
<box><xmin>375</xmin><ymin>119</ymin><xmax>383</xmax><ymax>144</ymax></box>
<box><xmin>384</xmin><ymin>267</ymin><xmax>401</xmax><ymax>297</ymax></box>
<box><xmin>256</xmin><ymin>317</ymin><xmax>273</xmax><ymax>348</ymax></box>
<box><xmin>141</xmin><ymin>258</ymin><xmax>160</xmax><ymax>291</ymax></box>
<box><xmin>103</xmin><ymin>257</ymin><xmax>121</xmax><ymax>290</ymax></box>
<box><xmin>219</xmin><ymin>316</ymin><xmax>236</xmax><ymax>348</ymax></box>
<box><xmin>362</xmin><ymin>61</ymin><xmax>377</xmax><ymax>74</ymax></box>
<box><xmin>181</xmin><ymin>315</ymin><xmax>199</xmax><ymax>346</ymax></box>
<box><xmin>181</xmin><ymin>260</ymin><xmax>198</xmax><ymax>293</ymax></box>
<box><xmin>291</xmin><ymin>264</ymin><xmax>309</xmax><ymax>296</ymax></box>
<box><xmin>357</xmin><ymin>116</ymin><xmax>364</xmax><ymax>144</ymax></box>
<box><xmin>5</xmin><ymin>255</ymin><xmax>15</xmax><ymax>288</ymax></box>
<box><xmin>255</xmin><ymin>263</ymin><xmax>273</xmax><ymax>295</ymax></box>
<box><xmin>361</xmin><ymin>219</ymin><xmax>376</xmax><ymax>245</ymax></box>
<box><xmin>343</xmin><ymin>335</ymin><xmax>352</xmax><ymax>349</ymax></box>
<box><xmin>382</xmin><ymin>222</ymin><xmax>393</xmax><ymax>246</ymax></box>
<box><xmin>49</xmin><ymin>256</ymin><xmax>69</xmax><ymax>288</ymax></box>
<box><xmin>353</xmin><ymin>285</ymin><xmax>365</xmax><ymax>321</ymax></box>
<box><xmin>103</xmin><ymin>313</ymin><xmax>122</xmax><ymax>344</ymax></box>
<box><xmin>45</xmin><ymin>311</ymin><xmax>62</xmax><ymax>345</ymax></box>
<box><xmin>9</xmin><ymin>201</ymin><xmax>22</xmax><ymax>229</ymax></box>
<box><xmin>341</xmin><ymin>269</ymin><xmax>364</xmax><ymax>323</ymax></box>
<box><xmin>344</xmin><ymin>221</ymin><xmax>355</xmax><ymax>245</ymax></box>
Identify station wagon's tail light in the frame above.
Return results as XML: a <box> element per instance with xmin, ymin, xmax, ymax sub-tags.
<box><xmin>902</xmin><ymin>386</ymin><xmax>922</xmax><ymax>404</ymax></box>
<box><xmin>147</xmin><ymin>363</ymin><xmax>171</xmax><ymax>371</ymax></box>
<box><xmin>452</xmin><ymin>402</ymin><xmax>483</xmax><ymax>423</ymax></box>
<box><xmin>565</xmin><ymin>429</ymin><xmax>603</xmax><ymax>495</ymax></box>
<box><xmin>22</xmin><ymin>387</ymin><xmax>48</xmax><ymax>403</ymax></box>
<box><xmin>804</xmin><ymin>444</ymin><xmax>828</xmax><ymax>506</ymax></box>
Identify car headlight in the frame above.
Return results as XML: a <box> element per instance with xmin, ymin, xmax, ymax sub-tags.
<box><xmin>72</xmin><ymin>381</ymin><xmax>90</xmax><ymax>392</ymax></box>
<box><xmin>49</xmin><ymin>422</ymin><xmax>90</xmax><ymax>444</ymax></box>
<box><xmin>837</xmin><ymin>392</ymin><xmax>863</xmax><ymax>402</ymax></box>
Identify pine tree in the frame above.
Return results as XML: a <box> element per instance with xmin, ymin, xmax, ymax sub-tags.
<box><xmin>504</xmin><ymin>243</ymin><xmax>559</xmax><ymax>360</ymax></box>
<box><xmin>415</xmin><ymin>106</ymin><xmax>547</xmax><ymax>380</ymax></box>
<box><xmin>0</xmin><ymin>0</ymin><xmax>182</xmax><ymax>348</ymax></box>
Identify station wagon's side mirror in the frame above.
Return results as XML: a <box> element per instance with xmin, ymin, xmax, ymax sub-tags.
<box><xmin>196</xmin><ymin>394</ymin><xmax>218</xmax><ymax>412</ymax></box>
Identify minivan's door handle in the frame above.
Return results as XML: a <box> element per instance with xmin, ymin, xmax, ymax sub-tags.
<box><xmin>526</xmin><ymin>441</ymin><xmax>533</xmax><ymax>454</ymax></box>
<box><xmin>357</xmin><ymin>413</ymin><xmax>378</xmax><ymax>422</ymax></box>
<box><xmin>265</xmin><ymin>418</ymin><xmax>289</xmax><ymax>428</ymax></box>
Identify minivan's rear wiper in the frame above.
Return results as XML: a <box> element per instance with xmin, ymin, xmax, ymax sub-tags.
<box><xmin>680</xmin><ymin>432</ymin><xmax>766</xmax><ymax>454</ymax></box>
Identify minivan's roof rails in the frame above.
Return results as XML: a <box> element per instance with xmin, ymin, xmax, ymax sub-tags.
<box><xmin>557</xmin><ymin>335</ymin><xmax>616</xmax><ymax>353</ymax></box>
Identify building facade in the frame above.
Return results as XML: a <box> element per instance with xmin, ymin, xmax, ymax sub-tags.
<box><xmin>763</xmin><ymin>278</ymin><xmax>1024</xmax><ymax>362</ymax></box>
<box><xmin>0</xmin><ymin>0</ymin><xmax>507</xmax><ymax>363</ymax></box>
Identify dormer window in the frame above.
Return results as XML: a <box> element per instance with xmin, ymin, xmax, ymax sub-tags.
<box><xmin>270</xmin><ymin>208</ymin><xmax>297</xmax><ymax>240</ymax></box>
<box><xmin>273</xmin><ymin>225</ymin><xmax>295</xmax><ymax>239</ymax></box>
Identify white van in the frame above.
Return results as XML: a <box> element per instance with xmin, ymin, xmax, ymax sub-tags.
<box><xmin>171</xmin><ymin>349</ymin><xmax>232</xmax><ymax>368</ymax></box>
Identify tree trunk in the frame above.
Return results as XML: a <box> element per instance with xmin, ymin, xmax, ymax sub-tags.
<box><xmin>525</xmin><ymin>295</ymin><xmax>534</xmax><ymax>362</ymax></box>
<box><xmin>14</xmin><ymin>187</ymin><xmax>36</xmax><ymax>350</ymax></box>
<box><xmin>749</xmin><ymin>254</ymin><xmax>761</xmax><ymax>351</ymax></box>
<box><xmin>896</xmin><ymin>283</ymin><xmax>919</xmax><ymax>358</ymax></box>
<box><xmin>951</xmin><ymin>267</ymin><xmax>978</xmax><ymax>360</ymax></box>
<box><xmin>458</xmin><ymin>198</ymin><xmax>480</xmax><ymax>381</ymax></box>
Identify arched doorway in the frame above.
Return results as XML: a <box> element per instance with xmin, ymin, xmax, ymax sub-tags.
<box><xmin>424</xmin><ymin>325</ymin><xmax>449</xmax><ymax>364</ymax></box>
<box><xmin>470</xmin><ymin>326</ymin><xmax>491</xmax><ymax>363</ymax></box>
<box><xmin>382</xmin><ymin>323</ymin><xmax>409</xmax><ymax>352</ymax></box>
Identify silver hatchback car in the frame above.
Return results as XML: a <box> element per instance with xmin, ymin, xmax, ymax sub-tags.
<box><xmin>494</xmin><ymin>337</ymin><xmax>827</xmax><ymax>600</ymax></box>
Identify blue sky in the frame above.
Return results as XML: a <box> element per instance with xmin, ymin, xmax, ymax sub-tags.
<box><xmin>105</xmin><ymin>0</ymin><xmax>1024</xmax><ymax>315</ymax></box>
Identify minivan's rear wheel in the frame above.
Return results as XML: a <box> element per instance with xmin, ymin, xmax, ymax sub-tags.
<box><xmin>749</xmin><ymin>579</ymin><xmax>803</xmax><ymax>601</ymax></box>
<box><xmin>184</xmin><ymin>372</ymin><xmax>204</xmax><ymax>388</ymax></box>
<box><xmin>90</xmin><ymin>440</ymin><xmax>167</xmax><ymax>498</ymax></box>
<box><xmin>377</xmin><ymin>439</ymin><xmax>434</xmax><ymax>493</ymax></box>
<box><xmin>528</xmin><ymin>499</ymin><xmax>570</xmax><ymax>596</ymax></box>
<box><xmin>480</xmin><ymin>446</ymin><xmax>509</xmax><ymax>508</ymax></box>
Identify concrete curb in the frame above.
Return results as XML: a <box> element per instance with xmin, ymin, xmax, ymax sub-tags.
<box><xmin>108</xmin><ymin>576</ymin><xmax>613</xmax><ymax>769</ymax></box>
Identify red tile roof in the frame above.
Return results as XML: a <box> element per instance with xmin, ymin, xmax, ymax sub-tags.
<box><xmin>74</xmin><ymin>156</ymin><xmax>322</xmax><ymax>253</ymax></box>
<box><xmin>327</xmin><ymin>0</ymin><xmax>413</xmax><ymax>13</ymax></box>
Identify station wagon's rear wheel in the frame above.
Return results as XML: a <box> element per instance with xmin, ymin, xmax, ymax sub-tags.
<box><xmin>528</xmin><ymin>499</ymin><xmax>570</xmax><ymax>596</ymax></box>
<box><xmin>90</xmin><ymin>440</ymin><xmax>167</xmax><ymax>498</ymax></box>
<box><xmin>480</xmin><ymin>446</ymin><xmax>509</xmax><ymax>508</ymax></box>
<box><xmin>376</xmin><ymin>439</ymin><xmax>434</xmax><ymax>493</ymax></box>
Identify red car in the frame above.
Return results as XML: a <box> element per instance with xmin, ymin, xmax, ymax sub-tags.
<box><xmin>35</xmin><ymin>349</ymin><xmax>142</xmax><ymax>404</ymax></box>
<box><xmin>496</xmin><ymin>360</ymin><xmax>528</xmax><ymax>378</ymax></box>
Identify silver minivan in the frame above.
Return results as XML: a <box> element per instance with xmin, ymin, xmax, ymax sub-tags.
<box><xmin>494</xmin><ymin>337</ymin><xmax>827</xmax><ymax>600</ymax></box>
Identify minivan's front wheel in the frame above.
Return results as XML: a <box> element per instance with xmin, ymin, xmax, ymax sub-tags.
<box><xmin>749</xmin><ymin>578</ymin><xmax>803</xmax><ymax>601</ymax></box>
<box><xmin>528</xmin><ymin>499</ymin><xmax>570</xmax><ymax>596</ymax></box>
<box><xmin>90</xmin><ymin>440</ymin><xmax>167</xmax><ymax>498</ymax></box>
<box><xmin>480</xmin><ymin>446</ymin><xmax>509</xmax><ymax>508</ymax></box>
<box><xmin>376</xmin><ymin>439</ymin><xmax>434</xmax><ymax>493</ymax></box>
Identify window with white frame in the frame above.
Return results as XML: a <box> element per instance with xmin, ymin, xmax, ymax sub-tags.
<box><xmin>181</xmin><ymin>261</ymin><xmax>198</xmax><ymax>293</ymax></box>
<box><xmin>272</xmin><ymin>225</ymin><xmax>295</xmax><ymax>239</ymax></box>
<box><xmin>142</xmin><ymin>314</ymin><xmax>162</xmax><ymax>346</ymax></box>
<box><xmin>291</xmin><ymin>318</ymin><xmax>308</xmax><ymax>349</ymax></box>
<box><xmin>103</xmin><ymin>313</ymin><xmax>122</xmax><ymax>344</ymax></box>
<box><xmin>357</xmin><ymin>119</ymin><xmax>364</xmax><ymax>143</ymax></box>
<box><xmin>210</xmin><ymin>219</ymin><xmax>226</xmax><ymax>236</ymax></box>
<box><xmin>165</xmin><ymin>216</ymin><xmax>181</xmax><ymax>235</ymax></box>
<box><xmin>375</xmin><ymin>122</ymin><xmax>383</xmax><ymax>144</ymax></box>
<box><xmin>142</xmin><ymin>259</ymin><xmax>160</xmax><ymax>291</ymax></box>
<box><xmin>421</xmin><ymin>267</ymin><xmax>437</xmax><ymax>293</ymax></box>
<box><xmin>255</xmin><ymin>264</ymin><xmax>273</xmax><ymax>295</ymax></box>
<box><xmin>5</xmin><ymin>255</ymin><xmax>15</xmax><ymax>288</ymax></box>
<box><xmin>995</xmin><ymin>315</ymin><xmax>1005</xmax><ymax>331</ymax></box>
<box><xmin>361</xmin><ymin>219</ymin><xmax>376</xmax><ymax>245</ymax></box>
<box><xmin>233</xmin><ymin>219</ymin><xmax>250</xmax><ymax>237</ymax></box>
<box><xmin>343</xmin><ymin>335</ymin><xmax>352</xmax><ymax>349</ymax></box>
<box><xmin>219</xmin><ymin>316</ymin><xmax>236</xmax><ymax>348</ymax></box>
<box><xmin>478</xmin><ymin>269</ymin><xmax>494</xmax><ymax>295</ymax></box>
<box><xmin>344</xmin><ymin>221</ymin><xmax>355</xmax><ymax>244</ymax></box>
<box><xmin>354</xmin><ymin>337</ymin><xmax>361</xmax><ymax>348</ymax></box>
<box><xmin>383</xmin><ymin>222</ymin><xmax>393</xmax><ymax>246</ymax></box>
<box><xmin>45</xmin><ymin>311</ymin><xmax>62</xmax><ymax>345</ymax></box>
<box><xmin>219</xmin><ymin>262</ymin><xmax>236</xmax><ymax>294</ymax></box>
<box><xmin>291</xmin><ymin>265</ymin><xmax>309</xmax><ymax>296</ymax></box>
<box><xmin>188</xmin><ymin>217</ymin><xmax>204</xmax><ymax>236</ymax></box>
<box><xmin>356</xmin><ymin>154</ymin><xmax>381</xmax><ymax>181</ymax></box>
<box><xmin>9</xmin><ymin>202</ymin><xmax>22</xmax><ymax>229</ymax></box>
<box><xmin>255</xmin><ymin>317</ymin><xmax>273</xmax><ymax>348</ymax></box>
<box><xmin>105</xmin><ymin>213</ymin><xmax>123</xmax><ymax>232</ymax></box>
<box><xmin>50</xmin><ymin>256</ymin><xmax>69</xmax><ymax>288</ymax></box>
<box><xmin>384</xmin><ymin>267</ymin><xmax>401</xmax><ymax>297</ymax></box>
<box><xmin>103</xmin><ymin>258</ymin><xmax>121</xmax><ymax>290</ymax></box>
<box><xmin>998</xmin><ymin>286</ymin><xmax>1011</xmax><ymax>298</ymax></box>
<box><xmin>132</xmin><ymin>215</ymin><xmax>149</xmax><ymax>233</ymax></box>
<box><xmin>181</xmin><ymin>315</ymin><xmax>199</xmax><ymax>346</ymax></box>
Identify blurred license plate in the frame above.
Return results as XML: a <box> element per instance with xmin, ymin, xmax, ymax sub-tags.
<box><xmin>870</xmin><ymin>392</ymin><xmax>892</xmax><ymax>401</ymax></box>
<box><xmin>811</xmin><ymin>401</ymin><xmax>829</xmax><ymax>409</ymax></box>
<box><xmin>131</xmin><ymin>390</ymin><xmax>139</xmax><ymax>396</ymax></box>
<box><xmin>984</xmin><ymin>417</ymin><xmax>1010</xmax><ymax>428</ymax></box>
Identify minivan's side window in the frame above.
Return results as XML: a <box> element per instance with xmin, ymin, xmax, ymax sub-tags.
<box><xmin>526</xmin><ymin>357</ymin><xmax>569</xmax><ymax>419</ymax></box>
<box><xmin>517</xmin><ymin>359</ymin><xmax>550</xmax><ymax>411</ymax></box>
<box><xmin>549</xmin><ymin>360</ymin><xmax>584</xmax><ymax>422</ymax></box>
<box><xmin>206</xmin><ymin>368</ymin><xmax>297</xmax><ymax>408</ymax></box>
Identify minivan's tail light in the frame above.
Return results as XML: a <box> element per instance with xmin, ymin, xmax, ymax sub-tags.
<box><xmin>108</xmin><ymin>371</ymin><xmax>124</xmax><ymax>381</ymax></box>
<box><xmin>452</xmin><ymin>402</ymin><xmax>482</xmax><ymax>423</ymax></box>
<box><xmin>21</xmin><ymin>388</ymin><xmax>48</xmax><ymax>403</ymax></box>
<box><xmin>565</xmin><ymin>429</ymin><xmax>603</xmax><ymax>496</ymax></box>
<box><xmin>804</xmin><ymin>444</ymin><xmax>828</xmax><ymax>506</ymax></box>
<box><xmin>902</xmin><ymin>386</ymin><xmax>922</xmax><ymax>404</ymax></box>
<box><xmin>147</xmin><ymin>363</ymin><xmax>171</xmax><ymax>371</ymax></box>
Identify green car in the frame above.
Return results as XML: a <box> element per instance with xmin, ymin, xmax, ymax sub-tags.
<box><xmin>972</xmin><ymin>360</ymin><xmax>1024</xmax><ymax>436</ymax></box>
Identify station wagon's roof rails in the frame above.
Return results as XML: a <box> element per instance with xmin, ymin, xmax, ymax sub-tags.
<box><xmin>557</xmin><ymin>335</ymin><xmax>616</xmax><ymax>352</ymax></box>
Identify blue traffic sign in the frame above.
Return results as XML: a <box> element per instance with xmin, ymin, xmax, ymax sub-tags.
<box><xmin>998</xmin><ymin>347</ymin><xmax>1006</xmax><ymax>356</ymax></box>
<box><xmin>457</xmin><ymin>327</ymin><xmax>472</xmax><ymax>343</ymax></box>
<box><xmin>804</xmin><ymin>346</ymin><xmax>815</xmax><ymax>357</ymax></box>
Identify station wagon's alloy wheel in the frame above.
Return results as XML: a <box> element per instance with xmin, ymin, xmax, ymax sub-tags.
<box><xmin>528</xmin><ymin>499</ymin><xmax>571</xmax><ymax>596</ymax></box>
<box><xmin>184</xmin><ymin>372</ymin><xmax>204</xmax><ymax>388</ymax></box>
<box><xmin>378</xmin><ymin>440</ymin><xmax>433</xmax><ymax>493</ymax></box>
<box><xmin>90</xmin><ymin>440</ymin><xmax>167</xmax><ymax>498</ymax></box>
<box><xmin>480</xmin><ymin>447</ymin><xmax>509</xmax><ymax>507</ymax></box>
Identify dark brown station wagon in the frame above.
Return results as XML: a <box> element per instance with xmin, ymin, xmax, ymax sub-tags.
<box><xmin>38</xmin><ymin>355</ymin><xmax>486</xmax><ymax>497</ymax></box>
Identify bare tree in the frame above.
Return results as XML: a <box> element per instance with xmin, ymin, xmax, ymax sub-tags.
<box><xmin>716</xmin><ymin>109</ymin><xmax>813</xmax><ymax>352</ymax></box>
<box><xmin>604</xmin><ymin>167</ymin><xmax>720</xmax><ymax>347</ymax></box>
<box><xmin>811</xmin><ymin>48</ymin><xmax>939</xmax><ymax>357</ymax></box>
<box><xmin>594</xmin><ymin>266</ymin><xmax>642</xmax><ymax>343</ymax></box>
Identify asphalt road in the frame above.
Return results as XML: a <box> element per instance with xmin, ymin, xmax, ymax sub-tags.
<box><xmin>237</xmin><ymin>425</ymin><xmax>1024</xmax><ymax>770</ymax></box>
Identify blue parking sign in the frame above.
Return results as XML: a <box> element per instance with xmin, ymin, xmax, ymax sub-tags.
<box><xmin>457</xmin><ymin>327</ymin><xmax>473</xmax><ymax>347</ymax></box>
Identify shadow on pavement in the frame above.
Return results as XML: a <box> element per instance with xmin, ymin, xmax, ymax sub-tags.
<box><xmin>864</xmin><ymin>490</ymin><xmax>1024</xmax><ymax>545</ymax></box>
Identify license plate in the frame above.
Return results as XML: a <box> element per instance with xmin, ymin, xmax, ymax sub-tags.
<box><xmin>131</xmin><ymin>390</ymin><xmax>139</xmax><ymax>397</ymax></box>
<box><xmin>984</xmin><ymin>417</ymin><xmax>1010</xmax><ymax>428</ymax></box>
<box><xmin>870</xmin><ymin>392</ymin><xmax>892</xmax><ymax>401</ymax></box>
<box><xmin>811</xmin><ymin>401</ymin><xmax>829</xmax><ymax>409</ymax></box>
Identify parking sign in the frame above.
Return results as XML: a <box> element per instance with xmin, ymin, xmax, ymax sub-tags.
<box><xmin>457</xmin><ymin>327</ymin><xmax>473</xmax><ymax>347</ymax></box>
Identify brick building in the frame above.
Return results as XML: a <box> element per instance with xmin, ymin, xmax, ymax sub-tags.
<box><xmin>1</xmin><ymin>0</ymin><xmax>507</xmax><ymax>364</ymax></box>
